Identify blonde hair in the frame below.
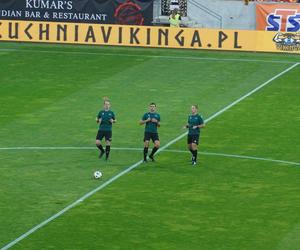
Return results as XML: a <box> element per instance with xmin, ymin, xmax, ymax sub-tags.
<box><xmin>192</xmin><ymin>104</ymin><xmax>198</xmax><ymax>110</ymax></box>
<box><xmin>103</xmin><ymin>96</ymin><xmax>110</xmax><ymax>104</ymax></box>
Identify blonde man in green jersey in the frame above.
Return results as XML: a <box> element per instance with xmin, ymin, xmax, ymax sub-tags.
<box><xmin>184</xmin><ymin>105</ymin><xmax>205</xmax><ymax>165</ymax></box>
<box><xmin>96</xmin><ymin>98</ymin><xmax>116</xmax><ymax>160</ymax></box>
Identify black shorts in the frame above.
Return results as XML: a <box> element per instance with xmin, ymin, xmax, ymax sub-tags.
<box><xmin>96</xmin><ymin>130</ymin><xmax>112</xmax><ymax>141</ymax></box>
<box><xmin>144</xmin><ymin>132</ymin><xmax>159</xmax><ymax>142</ymax></box>
<box><xmin>187</xmin><ymin>134</ymin><xmax>200</xmax><ymax>145</ymax></box>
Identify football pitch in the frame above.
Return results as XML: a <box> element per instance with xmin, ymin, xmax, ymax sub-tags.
<box><xmin>0</xmin><ymin>42</ymin><xmax>300</xmax><ymax>250</ymax></box>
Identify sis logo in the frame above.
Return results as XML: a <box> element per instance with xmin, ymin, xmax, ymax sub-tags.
<box><xmin>267</xmin><ymin>9</ymin><xmax>300</xmax><ymax>32</ymax></box>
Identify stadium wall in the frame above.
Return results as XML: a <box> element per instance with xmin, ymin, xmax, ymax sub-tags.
<box><xmin>186</xmin><ymin>0</ymin><xmax>256</xmax><ymax>29</ymax></box>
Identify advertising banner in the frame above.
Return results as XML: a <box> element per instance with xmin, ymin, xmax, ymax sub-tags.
<box><xmin>0</xmin><ymin>0</ymin><xmax>154</xmax><ymax>25</ymax></box>
<box><xmin>256</xmin><ymin>3</ymin><xmax>300</xmax><ymax>32</ymax></box>
<box><xmin>0</xmin><ymin>20</ymin><xmax>299</xmax><ymax>53</ymax></box>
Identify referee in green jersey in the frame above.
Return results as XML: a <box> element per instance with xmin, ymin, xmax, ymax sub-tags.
<box><xmin>96</xmin><ymin>97</ymin><xmax>116</xmax><ymax>161</ymax></box>
<box><xmin>184</xmin><ymin>105</ymin><xmax>205</xmax><ymax>165</ymax></box>
<box><xmin>139</xmin><ymin>103</ymin><xmax>161</xmax><ymax>162</ymax></box>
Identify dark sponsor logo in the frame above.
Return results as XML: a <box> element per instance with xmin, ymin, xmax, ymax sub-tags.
<box><xmin>114</xmin><ymin>0</ymin><xmax>144</xmax><ymax>25</ymax></box>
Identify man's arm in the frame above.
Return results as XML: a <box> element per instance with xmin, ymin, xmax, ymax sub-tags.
<box><xmin>96</xmin><ymin>117</ymin><xmax>101</xmax><ymax>124</ymax></box>
<box><xmin>151</xmin><ymin>117</ymin><xmax>160</xmax><ymax>127</ymax></box>
<box><xmin>110</xmin><ymin>113</ymin><xmax>117</xmax><ymax>123</ymax></box>
<box><xmin>183</xmin><ymin>124</ymin><xmax>189</xmax><ymax>129</ymax></box>
<box><xmin>192</xmin><ymin>123</ymin><xmax>205</xmax><ymax>129</ymax></box>
<box><xmin>157</xmin><ymin>121</ymin><xmax>161</xmax><ymax>128</ymax></box>
<box><xmin>139</xmin><ymin>114</ymin><xmax>151</xmax><ymax>125</ymax></box>
<box><xmin>192</xmin><ymin>115</ymin><xmax>205</xmax><ymax>129</ymax></box>
<box><xmin>139</xmin><ymin>117</ymin><xmax>151</xmax><ymax>125</ymax></box>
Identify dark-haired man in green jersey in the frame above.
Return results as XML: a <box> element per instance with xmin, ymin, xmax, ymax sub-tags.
<box><xmin>139</xmin><ymin>103</ymin><xmax>161</xmax><ymax>162</ymax></box>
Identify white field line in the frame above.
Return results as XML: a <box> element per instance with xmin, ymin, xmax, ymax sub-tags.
<box><xmin>165</xmin><ymin>149</ymin><xmax>300</xmax><ymax>166</ymax></box>
<box><xmin>0</xmin><ymin>146</ymin><xmax>299</xmax><ymax>166</ymax></box>
<box><xmin>0</xmin><ymin>48</ymin><xmax>298</xmax><ymax>64</ymax></box>
<box><xmin>0</xmin><ymin>146</ymin><xmax>95</xmax><ymax>150</ymax></box>
<box><xmin>1</xmin><ymin>62</ymin><xmax>299</xmax><ymax>250</ymax></box>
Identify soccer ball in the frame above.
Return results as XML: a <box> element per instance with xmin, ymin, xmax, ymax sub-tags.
<box><xmin>94</xmin><ymin>171</ymin><xmax>102</xmax><ymax>179</ymax></box>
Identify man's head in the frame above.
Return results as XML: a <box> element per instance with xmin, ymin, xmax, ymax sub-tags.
<box><xmin>149</xmin><ymin>103</ymin><xmax>156</xmax><ymax>112</ymax></box>
<box><xmin>191</xmin><ymin>105</ymin><xmax>198</xmax><ymax>114</ymax></box>
<box><xmin>103</xmin><ymin>97</ymin><xmax>111</xmax><ymax>110</ymax></box>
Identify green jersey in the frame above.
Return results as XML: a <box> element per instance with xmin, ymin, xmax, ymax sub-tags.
<box><xmin>187</xmin><ymin>114</ymin><xmax>204</xmax><ymax>135</ymax></box>
<box><xmin>142</xmin><ymin>112</ymin><xmax>160</xmax><ymax>133</ymax></box>
<box><xmin>97</xmin><ymin>110</ymin><xmax>115</xmax><ymax>131</ymax></box>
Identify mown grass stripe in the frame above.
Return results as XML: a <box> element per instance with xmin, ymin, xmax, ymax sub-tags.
<box><xmin>0</xmin><ymin>48</ymin><xmax>297</xmax><ymax>64</ymax></box>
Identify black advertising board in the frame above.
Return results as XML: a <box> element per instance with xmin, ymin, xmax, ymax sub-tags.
<box><xmin>0</xmin><ymin>0</ymin><xmax>154</xmax><ymax>25</ymax></box>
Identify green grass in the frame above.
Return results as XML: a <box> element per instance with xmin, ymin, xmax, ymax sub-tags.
<box><xmin>0</xmin><ymin>42</ymin><xmax>299</xmax><ymax>250</ymax></box>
